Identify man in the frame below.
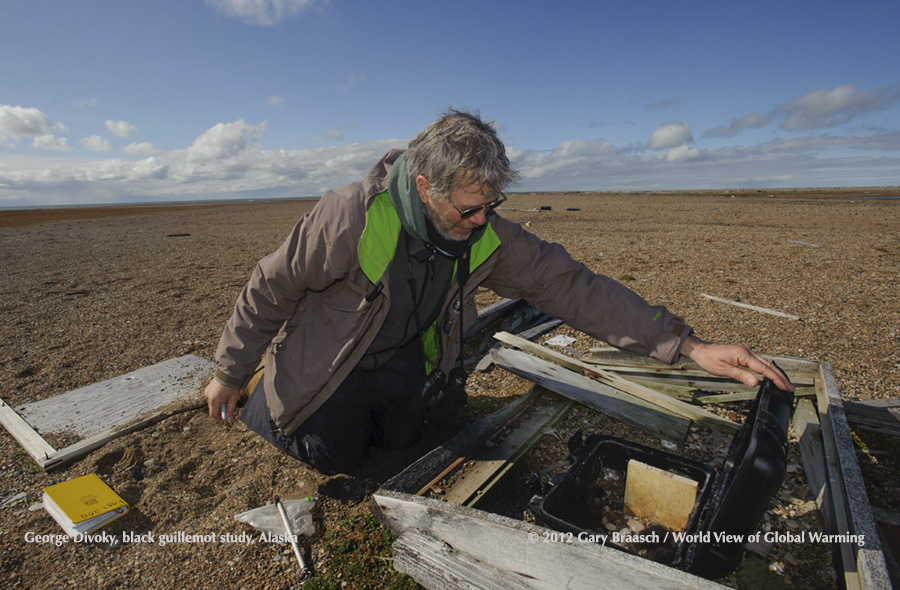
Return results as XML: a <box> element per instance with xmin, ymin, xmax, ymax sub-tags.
<box><xmin>204</xmin><ymin>110</ymin><xmax>792</xmax><ymax>475</ymax></box>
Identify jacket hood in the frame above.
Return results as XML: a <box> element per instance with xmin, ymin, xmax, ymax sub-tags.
<box><xmin>386</xmin><ymin>152</ymin><xmax>485</xmax><ymax>258</ymax></box>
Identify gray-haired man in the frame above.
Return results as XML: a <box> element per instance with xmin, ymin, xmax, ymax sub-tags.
<box><xmin>205</xmin><ymin>110</ymin><xmax>792</xmax><ymax>474</ymax></box>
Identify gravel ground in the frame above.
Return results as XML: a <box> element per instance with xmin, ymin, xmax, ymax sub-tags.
<box><xmin>1</xmin><ymin>188</ymin><xmax>898</xmax><ymax>589</ymax></box>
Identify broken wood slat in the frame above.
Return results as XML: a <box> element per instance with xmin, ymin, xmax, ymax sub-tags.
<box><xmin>0</xmin><ymin>397</ymin><xmax>56</xmax><ymax>467</ymax></box>
<box><xmin>475</xmin><ymin>317</ymin><xmax>564</xmax><ymax>372</ymax></box>
<box><xmin>694</xmin><ymin>387</ymin><xmax>817</xmax><ymax>405</ymax></box>
<box><xmin>587</xmin><ymin>365</ymin><xmax>817</xmax><ymax>389</ymax></box>
<box><xmin>373</xmin><ymin>489</ymin><xmax>728</xmax><ymax>590</ymax></box>
<box><xmin>440</xmin><ymin>399</ymin><xmax>571</xmax><ymax>507</ymax></box>
<box><xmin>490</xmin><ymin>348</ymin><xmax>690</xmax><ymax>443</ymax></box>
<box><xmin>700</xmin><ymin>293</ymin><xmax>800</xmax><ymax>321</ymax></box>
<box><xmin>393</xmin><ymin>530</ymin><xmax>534</xmax><ymax>589</ymax></box>
<box><xmin>843</xmin><ymin>401</ymin><xmax>900</xmax><ymax>438</ymax></box>
<box><xmin>493</xmin><ymin>333</ymin><xmax>738</xmax><ymax>435</ymax></box>
<box><xmin>586</xmin><ymin>347</ymin><xmax>821</xmax><ymax>377</ymax></box>
<box><xmin>816</xmin><ymin>364</ymin><xmax>892</xmax><ymax>590</ymax></box>
<box><xmin>793</xmin><ymin>398</ymin><xmax>845</xmax><ymax>574</ymax></box>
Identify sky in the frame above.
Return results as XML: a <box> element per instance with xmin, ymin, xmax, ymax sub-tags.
<box><xmin>2</xmin><ymin>0</ymin><xmax>899</xmax><ymax>208</ymax></box>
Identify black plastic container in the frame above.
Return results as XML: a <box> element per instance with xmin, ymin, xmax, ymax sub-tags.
<box><xmin>530</xmin><ymin>373</ymin><xmax>795</xmax><ymax>579</ymax></box>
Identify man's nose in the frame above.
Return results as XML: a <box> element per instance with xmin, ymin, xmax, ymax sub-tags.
<box><xmin>468</xmin><ymin>209</ymin><xmax>488</xmax><ymax>226</ymax></box>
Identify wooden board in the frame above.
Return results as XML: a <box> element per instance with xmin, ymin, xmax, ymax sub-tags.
<box><xmin>440</xmin><ymin>398</ymin><xmax>571</xmax><ymax>507</ymax></box>
<box><xmin>624</xmin><ymin>459</ymin><xmax>699</xmax><ymax>532</ymax></box>
<box><xmin>16</xmin><ymin>354</ymin><xmax>213</xmax><ymax>439</ymax></box>
<box><xmin>493</xmin><ymin>333</ymin><xmax>738</xmax><ymax>435</ymax></box>
<box><xmin>491</xmin><ymin>347</ymin><xmax>690</xmax><ymax>443</ymax></box>
<box><xmin>374</xmin><ymin>489</ymin><xmax>727</xmax><ymax>590</ymax></box>
<box><xmin>0</xmin><ymin>355</ymin><xmax>214</xmax><ymax>470</ymax></box>
<box><xmin>816</xmin><ymin>363</ymin><xmax>893</xmax><ymax>590</ymax></box>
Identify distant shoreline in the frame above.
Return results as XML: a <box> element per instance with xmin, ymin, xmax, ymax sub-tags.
<box><xmin>2</xmin><ymin>187</ymin><xmax>898</xmax><ymax>228</ymax></box>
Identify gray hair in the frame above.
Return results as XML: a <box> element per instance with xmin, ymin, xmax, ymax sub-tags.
<box><xmin>406</xmin><ymin>109</ymin><xmax>519</xmax><ymax>200</ymax></box>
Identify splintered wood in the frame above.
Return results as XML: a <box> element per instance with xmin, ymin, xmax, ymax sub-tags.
<box><xmin>624</xmin><ymin>459</ymin><xmax>699</xmax><ymax>532</ymax></box>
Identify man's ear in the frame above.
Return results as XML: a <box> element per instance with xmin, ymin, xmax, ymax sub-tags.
<box><xmin>415</xmin><ymin>175</ymin><xmax>431</xmax><ymax>204</ymax></box>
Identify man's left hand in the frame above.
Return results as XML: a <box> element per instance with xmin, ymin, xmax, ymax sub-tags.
<box><xmin>680</xmin><ymin>336</ymin><xmax>794</xmax><ymax>392</ymax></box>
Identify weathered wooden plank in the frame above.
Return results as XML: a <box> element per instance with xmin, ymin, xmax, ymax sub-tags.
<box><xmin>0</xmin><ymin>397</ymin><xmax>56</xmax><ymax>467</ymax></box>
<box><xmin>393</xmin><ymin>530</ymin><xmax>534</xmax><ymax>589</ymax></box>
<box><xmin>475</xmin><ymin>317</ymin><xmax>563</xmax><ymax>371</ymax></box>
<box><xmin>694</xmin><ymin>387</ymin><xmax>817</xmax><ymax>405</ymax></box>
<box><xmin>607</xmin><ymin>371</ymin><xmax>816</xmax><ymax>390</ymax></box>
<box><xmin>586</xmin><ymin>347</ymin><xmax>821</xmax><ymax>377</ymax></box>
<box><xmin>384</xmin><ymin>389</ymin><xmax>541</xmax><ymax>495</ymax></box>
<box><xmin>373</xmin><ymin>489</ymin><xmax>728</xmax><ymax>590</ymax></box>
<box><xmin>439</xmin><ymin>399</ymin><xmax>571</xmax><ymax>507</ymax></box>
<box><xmin>493</xmin><ymin>333</ymin><xmax>738</xmax><ymax>435</ymax></box>
<box><xmin>817</xmin><ymin>364</ymin><xmax>892</xmax><ymax>589</ymax></box>
<box><xmin>793</xmin><ymin>397</ymin><xmax>842</xmax><ymax>573</ymax></box>
<box><xmin>491</xmin><ymin>347</ymin><xmax>690</xmax><ymax>443</ymax></box>
<box><xmin>16</xmin><ymin>354</ymin><xmax>214</xmax><ymax>440</ymax></box>
<box><xmin>700</xmin><ymin>293</ymin><xmax>800</xmax><ymax>320</ymax></box>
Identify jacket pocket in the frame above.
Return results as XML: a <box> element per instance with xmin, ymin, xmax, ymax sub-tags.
<box><xmin>268</xmin><ymin>280</ymin><xmax>375</xmax><ymax>421</ymax></box>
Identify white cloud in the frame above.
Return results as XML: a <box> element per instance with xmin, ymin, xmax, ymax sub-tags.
<box><xmin>204</xmin><ymin>0</ymin><xmax>324</xmax><ymax>26</ymax></box>
<box><xmin>705</xmin><ymin>84</ymin><xmax>900</xmax><ymax>138</ymax></box>
<box><xmin>105</xmin><ymin>120</ymin><xmax>138</xmax><ymax>138</ymax></box>
<box><xmin>704</xmin><ymin>112</ymin><xmax>775</xmax><ymax>138</ymax></box>
<box><xmin>2</xmin><ymin>114</ymin><xmax>898</xmax><ymax>209</ymax></box>
<box><xmin>74</xmin><ymin>97</ymin><xmax>98</xmax><ymax>107</ymax></box>
<box><xmin>778</xmin><ymin>84</ymin><xmax>900</xmax><ymax>131</ymax></box>
<box><xmin>185</xmin><ymin>119</ymin><xmax>266</xmax><ymax>163</ymax></box>
<box><xmin>666</xmin><ymin>145</ymin><xmax>705</xmax><ymax>163</ymax></box>
<box><xmin>81</xmin><ymin>135</ymin><xmax>113</xmax><ymax>152</ymax></box>
<box><xmin>338</xmin><ymin>72</ymin><xmax>366</xmax><ymax>91</ymax></box>
<box><xmin>1</xmin><ymin>105</ymin><xmax>66</xmax><ymax>144</ymax></box>
<box><xmin>268</xmin><ymin>96</ymin><xmax>285</xmax><ymax>106</ymax></box>
<box><xmin>647</xmin><ymin>122</ymin><xmax>693</xmax><ymax>150</ymax></box>
<box><xmin>31</xmin><ymin>135</ymin><xmax>73</xmax><ymax>152</ymax></box>
<box><xmin>123</xmin><ymin>142</ymin><xmax>160</xmax><ymax>156</ymax></box>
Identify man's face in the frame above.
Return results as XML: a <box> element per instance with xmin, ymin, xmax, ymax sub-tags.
<box><xmin>416</xmin><ymin>175</ymin><xmax>490</xmax><ymax>242</ymax></box>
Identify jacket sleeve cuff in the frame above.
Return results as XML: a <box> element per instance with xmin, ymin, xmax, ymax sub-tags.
<box><xmin>214</xmin><ymin>368</ymin><xmax>245</xmax><ymax>390</ymax></box>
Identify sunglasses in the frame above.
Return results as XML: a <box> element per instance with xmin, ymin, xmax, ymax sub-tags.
<box><xmin>447</xmin><ymin>192</ymin><xmax>507</xmax><ymax>219</ymax></box>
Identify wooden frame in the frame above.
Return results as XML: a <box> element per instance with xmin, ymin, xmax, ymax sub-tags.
<box><xmin>372</xmin><ymin>351</ymin><xmax>893</xmax><ymax>589</ymax></box>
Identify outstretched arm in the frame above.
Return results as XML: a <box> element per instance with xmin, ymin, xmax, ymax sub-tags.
<box><xmin>680</xmin><ymin>336</ymin><xmax>794</xmax><ymax>392</ymax></box>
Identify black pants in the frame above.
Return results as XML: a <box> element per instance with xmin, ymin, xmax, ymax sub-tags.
<box><xmin>240</xmin><ymin>338</ymin><xmax>427</xmax><ymax>475</ymax></box>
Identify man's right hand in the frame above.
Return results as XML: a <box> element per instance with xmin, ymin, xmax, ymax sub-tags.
<box><xmin>204</xmin><ymin>379</ymin><xmax>240</xmax><ymax>423</ymax></box>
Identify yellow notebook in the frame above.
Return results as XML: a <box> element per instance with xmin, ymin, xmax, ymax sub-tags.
<box><xmin>42</xmin><ymin>474</ymin><xmax>129</xmax><ymax>537</ymax></box>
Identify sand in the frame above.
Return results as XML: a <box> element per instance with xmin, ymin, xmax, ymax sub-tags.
<box><xmin>1</xmin><ymin>187</ymin><xmax>898</xmax><ymax>589</ymax></box>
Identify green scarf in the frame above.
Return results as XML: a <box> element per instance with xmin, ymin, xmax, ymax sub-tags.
<box><xmin>386</xmin><ymin>152</ymin><xmax>485</xmax><ymax>257</ymax></box>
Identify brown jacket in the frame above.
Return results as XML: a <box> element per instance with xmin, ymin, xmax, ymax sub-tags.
<box><xmin>215</xmin><ymin>150</ymin><xmax>692</xmax><ymax>435</ymax></box>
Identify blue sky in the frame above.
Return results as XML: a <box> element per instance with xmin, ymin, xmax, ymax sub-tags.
<box><xmin>2</xmin><ymin>0</ymin><xmax>899</xmax><ymax>207</ymax></box>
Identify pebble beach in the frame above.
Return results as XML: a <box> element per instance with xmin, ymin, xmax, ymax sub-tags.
<box><xmin>1</xmin><ymin>187</ymin><xmax>898</xmax><ymax>589</ymax></box>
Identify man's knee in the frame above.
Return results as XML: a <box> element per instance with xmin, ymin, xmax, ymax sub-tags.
<box><xmin>289</xmin><ymin>432</ymin><xmax>366</xmax><ymax>475</ymax></box>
